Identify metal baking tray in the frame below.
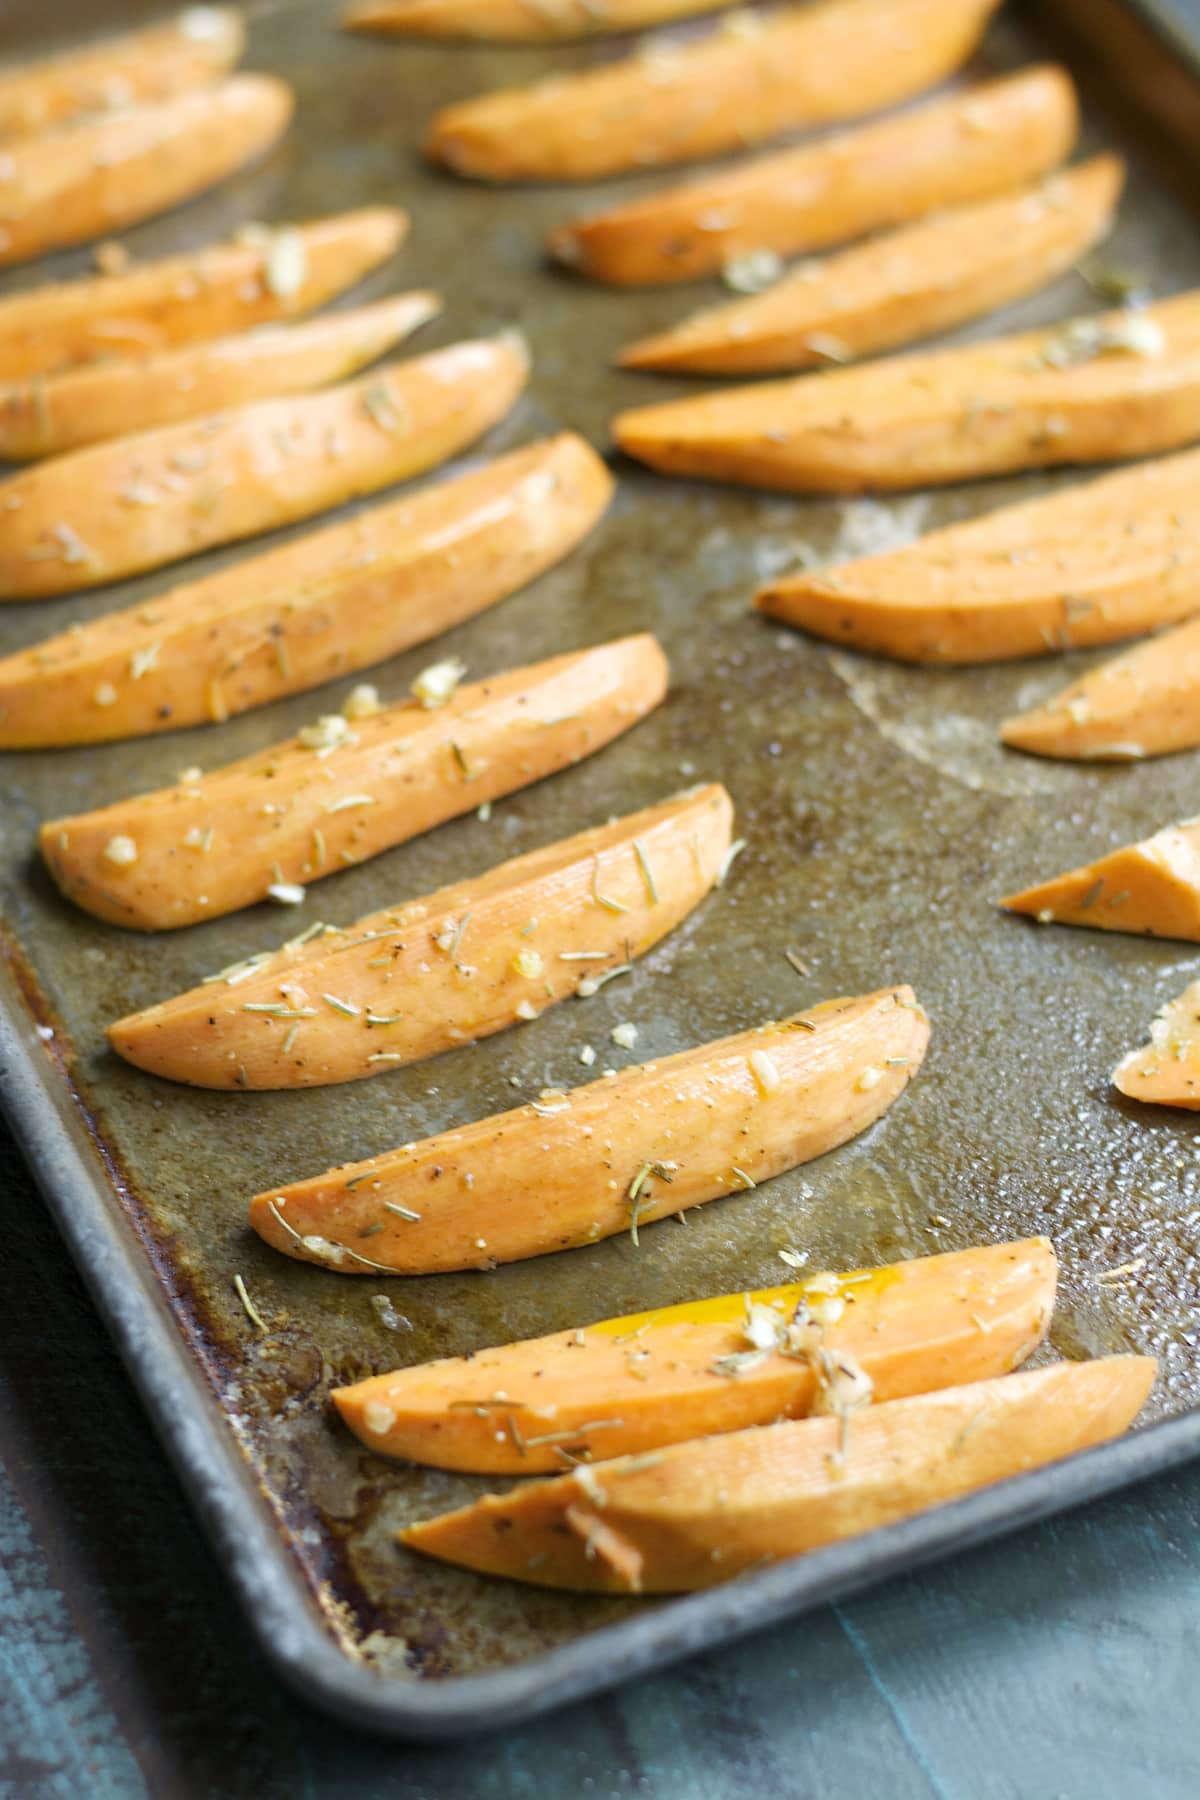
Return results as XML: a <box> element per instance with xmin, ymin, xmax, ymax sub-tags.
<box><xmin>4</xmin><ymin>0</ymin><xmax>1200</xmax><ymax>1740</ymax></box>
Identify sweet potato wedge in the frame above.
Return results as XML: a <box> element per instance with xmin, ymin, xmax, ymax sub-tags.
<box><xmin>1113</xmin><ymin>981</ymin><xmax>1200</xmax><ymax>1108</ymax></box>
<box><xmin>614</xmin><ymin>291</ymin><xmax>1200</xmax><ymax>495</ymax></box>
<box><xmin>0</xmin><ymin>434</ymin><xmax>610</xmax><ymax>747</ymax></box>
<box><xmin>44</xmin><ymin>635</ymin><xmax>668</xmax><ymax>930</ymax></box>
<box><xmin>0</xmin><ymin>333</ymin><xmax>529</xmax><ymax>598</ymax></box>
<box><xmin>0</xmin><ymin>8</ymin><xmax>245</xmax><ymax>143</ymax></box>
<box><xmin>0</xmin><ymin>292</ymin><xmax>440</xmax><ymax>461</ymax></box>
<box><xmin>0</xmin><ymin>208</ymin><xmax>408</xmax><ymax>382</ymax></box>
<box><xmin>249</xmin><ymin>987</ymin><xmax>928</xmax><ymax>1269</ymax></box>
<box><xmin>344</xmin><ymin>0</ymin><xmax>735</xmax><ymax>39</ymax></box>
<box><xmin>756</xmin><ymin>444</ymin><xmax>1200</xmax><ymax>665</ymax></box>
<box><xmin>400</xmin><ymin>1356</ymin><xmax>1156</xmax><ymax>1591</ymax></box>
<box><xmin>425</xmin><ymin>0</ymin><xmax>1001</xmax><ymax>185</ymax></box>
<box><xmin>333</xmin><ymin>1238</ymin><xmax>1050</xmax><ymax>1468</ymax></box>
<box><xmin>1002</xmin><ymin>819</ymin><xmax>1200</xmax><ymax>941</ymax></box>
<box><xmin>620</xmin><ymin>157</ymin><xmax>1121</xmax><ymax>376</ymax></box>
<box><xmin>0</xmin><ymin>75</ymin><xmax>293</xmax><ymax>270</ymax></box>
<box><xmin>1001</xmin><ymin>614</ymin><xmax>1200</xmax><ymax>762</ymax></box>
<box><xmin>549</xmin><ymin>66</ymin><xmax>1078</xmax><ymax>286</ymax></box>
<box><xmin>108</xmin><ymin>783</ymin><xmax>733</xmax><ymax>1089</ymax></box>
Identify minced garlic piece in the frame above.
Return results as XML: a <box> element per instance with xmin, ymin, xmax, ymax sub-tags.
<box><xmin>363</xmin><ymin>1400</ymin><xmax>396</xmax><ymax>1435</ymax></box>
<box><xmin>267</xmin><ymin>881</ymin><xmax>306</xmax><ymax>905</ymax></box>
<box><xmin>856</xmin><ymin>1064</ymin><xmax>884</xmax><ymax>1092</ymax></box>
<box><xmin>93</xmin><ymin>682</ymin><xmax>118</xmax><ymax>707</ymax></box>
<box><xmin>104</xmin><ymin>835</ymin><xmax>138</xmax><ymax>866</ymax></box>
<box><xmin>722</xmin><ymin>249</ymin><xmax>783</xmax><ymax>294</ymax></box>
<box><xmin>411</xmin><ymin>656</ymin><xmax>466</xmax><ymax>709</ymax></box>
<box><xmin>515</xmin><ymin>999</ymin><xmax>538</xmax><ymax>1021</ymax></box>
<box><xmin>298</xmin><ymin>713</ymin><xmax>353</xmax><ymax>753</ymax></box>
<box><xmin>611</xmin><ymin>1022</ymin><xmax>639</xmax><ymax>1050</ymax></box>
<box><xmin>748</xmin><ymin>1048</ymin><xmax>780</xmax><ymax>1095</ymax></box>
<box><xmin>265</xmin><ymin>227</ymin><xmax>307</xmax><ymax>300</ymax></box>
<box><xmin>342</xmin><ymin>683</ymin><xmax>384</xmax><ymax>721</ymax></box>
<box><xmin>512</xmin><ymin>948</ymin><xmax>544</xmax><ymax>980</ymax></box>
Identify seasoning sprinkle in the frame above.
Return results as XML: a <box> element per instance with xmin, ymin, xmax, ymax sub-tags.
<box><xmin>591</xmin><ymin>854</ymin><xmax>629</xmax><ymax>914</ymax></box>
<box><xmin>716</xmin><ymin>838</ymin><xmax>747</xmax><ymax>886</ymax></box>
<box><xmin>383</xmin><ymin>1201</ymin><xmax>422</xmax><ymax>1223</ymax></box>
<box><xmin>633</xmin><ymin>839</ymin><xmax>659</xmax><ymax>904</ymax></box>
<box><xmin>233</xmin><ymin>1273</ymin><xmax>268</xmax><ymax>1332</ymax></box>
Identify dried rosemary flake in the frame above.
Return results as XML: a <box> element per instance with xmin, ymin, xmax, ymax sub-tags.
<box><xmin>731</xmin><ymin>1166</ymin><xmax>757</xmax><ymax>1189</ymax></box>
<box><xmin>716</xmin><ymin>838</ymin><xmax>747</xmax><ymax>886</ymax></box>
<box><xmin>233</xmin><ymin>1273</ymin><xmax>268</xmax><ymax>1332</ymax></box>
<box><xmin>633</xmin><ymin>839</ymin><xmax>659</xmax><ymax>904</ymax></box>
<box><xmin>785</xmin><ymin>947</ymin><xmax>811</xmax><ymax>976</ymax></box>
<box><xmin>383</xmin><ymin>1201</ymin><xmax>422</xmax><ymax>1223</ymax></box>
<box><xmin>322</xmin><ymin>993</ymin><xmax>361</xmax><ymax>1018</ymax></box>
<box><xmin>324</xmin><ymin>793</ymin><xmax>377</xmax><ymax>815</ymax></box>
<box><xmin>591</xmin><ymin>855</ymin><xmax>629</xmax><ymax>914</ymax></box>
<box><xmin>363</xmin><ymin>382</ymin><xmax>410</xmax><ymax>435</ymax></box>
<box><xmin>577</xmin><ymin>961</ymin><xmax>632</xmax><ymax>999</ymax></box>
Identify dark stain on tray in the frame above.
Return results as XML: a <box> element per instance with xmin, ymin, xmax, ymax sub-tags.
<box><xmin>2</xmin><ymin>0</ymin><xmax>1200</xmax><ymax>1683</ymax></box>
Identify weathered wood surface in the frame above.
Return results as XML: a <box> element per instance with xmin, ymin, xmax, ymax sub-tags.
<box><xmin>2</xmin><ymin>1118</ymin><xmax>1199</xmax><ymax>1796</ymax></box>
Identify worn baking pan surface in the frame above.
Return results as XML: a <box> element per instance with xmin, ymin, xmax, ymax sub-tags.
<box><xmin>3</xmin><ymin>0</ymin><xmax>1200</xmax><ymax>1738</ymax></box>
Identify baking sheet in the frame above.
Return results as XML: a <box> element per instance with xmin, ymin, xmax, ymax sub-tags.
<box><xmin>3</xmin><ymin>0</ymin><xmax>1200</xmax><ymax>1737</ymax></box>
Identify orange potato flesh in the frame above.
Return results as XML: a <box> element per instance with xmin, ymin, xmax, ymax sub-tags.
<box><xmin>425</xmin><ymin>0</ymin><xmax>1000</xmax><ymax>185</ymax></box>
<box><xmin>344</xmin><ymin>0</ymin><xmax>738</xmax><ymax>39</ymax></box>
<box><xmin>108</xmin><ymin>783</ymin><xmax>733</xmax><ymax>1089</ymax></box>
<box><xmin>43</xmin><ymin>634</ymin><xmax>668</xmax><ymax>930</ymax></box>
<box><xmin>0</xmin><ymin>75</ymin><xmax>293</xmax><ymax>270</ymax></box>
<box><xmin>1001</xmin><ymin>613</ymin><xmax>1200</xmax><ymax>762</ymax></box>
<box><xmin>250</xmin><ymin>986</ymin><xmax>928</xmax><ymax>1270</ymax></box>
<box><xmin>620</xmin><ymin>157</ymin><xmax>1121</xmax><ymax>376</ymax></box>
<box><xmin>1113</xmin><ymin>981</ymin><xmax>1200</xmax><ymax>1109</ymax></box>
<box><xmin>549</xmin><ymin>66</ymin><xmax>1077</xmax><ymax>287</ymax></box>
<box><xmin>0</xmin><ymin>433</ymin><xmax>611</xmax><ymax>747</ymax></box>
<box><xmin>756</xmin><ymin>444</ymin><xmax>1200</xmax><ymax>666</ymax></box>
<box><xmin>1002</xmin><ymin>819</ymin><xmax>1200</xmax><ymax>941</ymax></box>
<box><xmin>0</xmin><ymin>208</ymin><xmax>409</xmax><ymax>382</ymax></box>
<box><xmin>0</xmin><ymin>333</ymin><xmax>530</xmax><ymax>599</ymax></box>
<box><xmin>0</xmin><ymin>292</ymin><xmax>440</xmax><ymax>461</ymax></box>
<box><xmin>333</xmin><ymin>1237</ymin><xmax>1048</xmax><ymax>1469</ymax></box>
<box><xmin>400</xmin><ymin>1356</ymin><xmax>1156</xmax><ymax>1592</ymax></box>
<box><xmin>614</xmin><ymin>291</ymin><xmax>1200</xmax><ymax>496</ymax></box>
<box><xmin>0</xmin><ymin>7</ymin><xmax>245</xmax><ymax>143</ymax></box>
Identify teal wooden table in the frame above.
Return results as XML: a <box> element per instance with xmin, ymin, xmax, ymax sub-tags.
<box><xmin>1</xmin><ymin>1123</ymin><xmax>1197</xmax><ymax>1798</ymax></box>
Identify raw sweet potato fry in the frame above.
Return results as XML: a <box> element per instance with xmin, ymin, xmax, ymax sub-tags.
<box><xmin>551</xmin><ymin>65</ymin><xmax>1078</xmax><ymax>287</ymax></box>
<box><xmin>0</xmin><ymin>6</ymin><xmax>245</xmax><ymax>143</ymax></box>
<box><xmin>400</xmin><ymin>1356</ymin><xmax>1156</xmax><ymax>1591</ymax></box>
<box><xmin>0</xmin><ymin>332</ymin><xmax>529</xmax><ymax>598</ymax></box>
<box><xmin>1001</xmin><ymin>614</ymin><xmax>1200</xmax><ymax>761</ymax></box>
<box><xmin>1113</xmin><ymin>981</ymin><xmax>1200</xmax><ymax>1108</ymax></box>
<box><xmin>43</xmin><ymin>634</ymin><xmax>668</xmax><ymax>929</ymax></box>
<box><xmin>425</xmin><ymin>0</ymin><xmax>1001</xmax><ymax>184</ymax></box>
<box><xmin>620</xmin><ymin>157</ymin><xmax>1121</xmax><ymax>376</ymax></box>
<box><xmin>333</xmin><ymin>1237</ymin><xmax>1049</xmax><ymax>1468</ymax></box>
<box><xmin>1002</xmin><ymin>819</ymin><xmax>1200</xmax><ymax>941</ymax></box>
<box><xmin>614</xmin><ymin>291</ymin><xmax>1200</xmax><ymax>495</ymax></box>
<box><xmin>756</xmin><ymin>444</ymin><xmax>1200</xmax><ymax>665</ymax></box>
<box><xmin>0</xmin><ymin>207</ymin><xmax>409</xmax><ymax>382</ymax></box>
<box><xmin>108</xmin><ymin>783</ymin><xmax>733</xmax><ymax>1089</ymax></box>
<box><xmin>0</xmin><ymin>292</ymin><xmax>440</xmax><ymax>460</ymax></box>
<box><xmin>249</xmin><ymin>987</ymin><xmax>928</xmax><ymax>1269</ymax></box>
<box><xmin>0</xmin><ymin>433</ymin><xmax>610</xmax><ymax>747</ymax></box>
<box><xmin>0</xmin><ymin>75</ymin><xmax>293</xmax><ymax>269</ymax></box>
<box><xmin>345</xmin><ymin>0</ymin><xmax>737</xmax><ymax>39</ymax></box>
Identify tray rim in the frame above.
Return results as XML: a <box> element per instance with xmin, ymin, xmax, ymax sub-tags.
<box><xmin>3</xmin><ymin>948</ymin><xmax>1199</xmax><ymax>1742</ymax></box>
